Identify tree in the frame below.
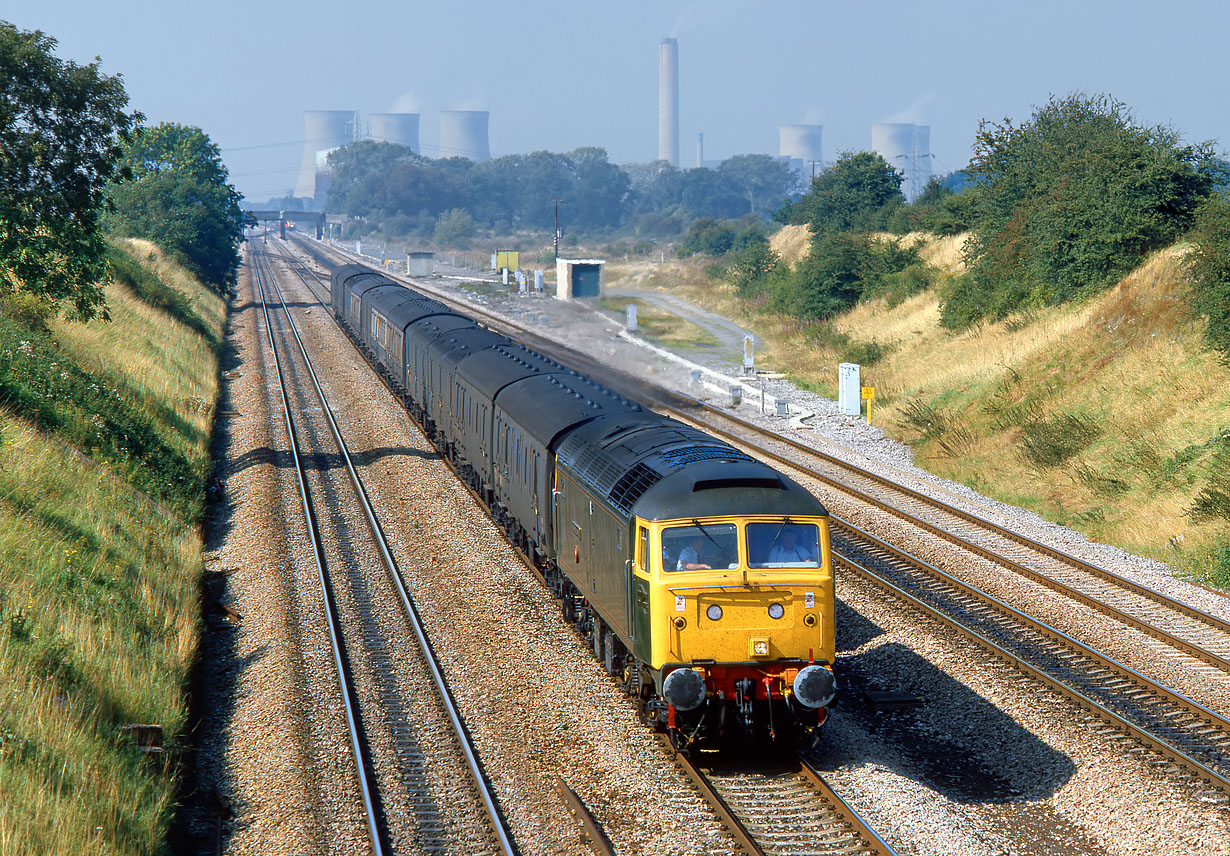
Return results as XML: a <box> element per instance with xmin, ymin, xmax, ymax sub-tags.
<box><xmin>0</xmin><ymin>22</ymin><xmax>140</xmax><ymax>319</ymax></box>
<box><xmin>788</xmin><ymin>151</ymin><xmax>904</xmax><ymax>236</ymax></box>
<box><xmin>718</xmin><ymin>154</ymin><xmax>799</xmax><ymax>218</ymax></box>
<box><xmin>105</xmin><ymin>123</ymin><xmax>244</xmax><ymax>292</ymax></box>
<box><xmin>570</xmin><ymin>147</ymin><xmax>630</xmax><ymax>230</ymax></box>
<box><xmin>326</xmin><ymin>140</ymin><xmax>424</xmax><ymax>216</ymax></box>
<box><xmin>945</xmin><ymin>93</ymin><xmax>1215</xmax><ymax>328</ymax></box>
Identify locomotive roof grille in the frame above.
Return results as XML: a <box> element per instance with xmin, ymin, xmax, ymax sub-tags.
<box><xmin>657</xmin><ymin>446</ymin><xmax>752</xmax><ymax>467</ymax></box>
<box><xmin>607</xmin><ymin>462</ymin><xmax>663</xmax><ymax>516</ymax></box>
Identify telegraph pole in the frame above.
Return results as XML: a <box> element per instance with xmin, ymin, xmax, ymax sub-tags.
<box><xmin>553</xmin><ymin>199</ymin><xmax>563</xmax><ymax>261</ymax></box>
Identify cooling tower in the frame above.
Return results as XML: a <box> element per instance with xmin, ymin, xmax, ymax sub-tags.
<box><xmin>658</xmin><ymin>38</ymin><xmax>679</xmax><ymax>167</ymax></box>
<box><xmin>871</xmin><ymin>122</ymin><xmax>917</xmax><ymax>200</ymax></box>
<box><xmin>294</xmin><ymin>110</ymin><xmax>356</xmax><ymax>201</ymax></box>
<box><xmin>439</xmin><ymin>110</ymin><xmax>490</xmax><ymax>162</ymax></box>
<box><xmin>369</xmin><ymin>112</ymin><xmax>420</xmax><ymax>153</ymax></box>
<box><xmin>779</xmin><ymin>124</ymin><xmax>823</xmax><ymax>170</ymax></box>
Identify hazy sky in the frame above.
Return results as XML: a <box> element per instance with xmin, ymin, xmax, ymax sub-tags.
<box><xmin>11</xmin><ymin>1</ymin><xmax>1230</xmax><ymax>202</ymax></box>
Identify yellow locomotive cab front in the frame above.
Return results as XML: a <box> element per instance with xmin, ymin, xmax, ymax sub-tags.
<box><xmin>633</xmin><ymin>515</ymin><xmax>836</xmax><ymax>685</ymax></box>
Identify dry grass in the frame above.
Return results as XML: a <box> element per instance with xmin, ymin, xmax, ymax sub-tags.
<box><xmin>607</xmin><ymin>239</ymin><xmax>1230</xmax><ymax>580</ymax></box>
<box><xmin>770</xmin><ymin>224</ymin><xmax>812</xmax><ymax>267</ymax></box>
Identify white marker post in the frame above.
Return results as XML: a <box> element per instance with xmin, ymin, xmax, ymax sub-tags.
<box><xmin>839</xmin><ymin>363</ymin><xmax>861</xmax><ymax>416</ymax></box>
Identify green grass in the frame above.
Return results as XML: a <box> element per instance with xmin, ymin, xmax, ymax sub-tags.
<box><xmin>0</xmin><ymin>242</ymin><xmax>221</xmax><ymax>855</ymax></box>
<box><xmin>598</xmin><ymin>295</ymin><xmax>720</xmax><ymax>353</ymax></box>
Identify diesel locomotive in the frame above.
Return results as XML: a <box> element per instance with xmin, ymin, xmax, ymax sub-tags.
<box><xmin>330</xmin><ymin>262</ymin><xmax>837</xmax><ymax>748</ymax></box>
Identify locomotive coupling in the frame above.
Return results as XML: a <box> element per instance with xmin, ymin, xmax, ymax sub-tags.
<box><xmin>792</xmin><ymin>665</ymin><xmax>836</xmax><ymax>709</ymax></box>
<box><xmin>662</xmin><ymin>667</ymin><xmax>707</xmax><ymax>711</ymax></box>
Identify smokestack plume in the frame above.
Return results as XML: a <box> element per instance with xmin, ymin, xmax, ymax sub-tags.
<box><xmin>658</xmin><ymin>38</ymin><xmax>679</xmax><ymax>167</ymax></box>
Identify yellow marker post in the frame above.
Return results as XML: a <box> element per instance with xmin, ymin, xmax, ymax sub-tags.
<box><xmin>861</xmin><ymin>385</ymin><xmax>875</xmax><ymax>422</ymax></box>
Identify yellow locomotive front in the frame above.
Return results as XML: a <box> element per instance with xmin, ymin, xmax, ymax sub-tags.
<box><xmin>632</xmin><ymin>513</ymin><xmax>836</xmax><ymax>746</ymax></box>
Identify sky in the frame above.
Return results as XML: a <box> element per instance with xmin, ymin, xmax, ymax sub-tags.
<box><xmin>11</xmin><ymin>1</ymin><xmax>1230</xmax><ymax>203</ymax></box>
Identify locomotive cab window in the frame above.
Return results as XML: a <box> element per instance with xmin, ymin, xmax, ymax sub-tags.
<box><xmin>663</xmin><ymin>523</ymin><xmax>737</xmax><ymax>571</ymax></box>
<box><xmin>747</xmin><ymin>523</ymin><xmax>820</xmax><ymax>568</ymax></box>
<box><xmin>637</xmin><ymin>527</ymin><xmax>650</xmax><ymax>574</ymax></box>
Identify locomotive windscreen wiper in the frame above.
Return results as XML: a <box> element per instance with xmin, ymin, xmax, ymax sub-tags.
<box><xmin>693</xmin><ymin>519</ymin><xmax>722</xmax><ymax>550</ymax></box>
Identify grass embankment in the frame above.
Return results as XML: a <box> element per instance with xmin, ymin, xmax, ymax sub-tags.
<box><xmin>606</xmin><ymin>228</ymin><xmax>1230</xmax><ymax>587</ymax></box>
<box><xmin>0</xmin><ymin>238</ymin><xmax>224</xmax><ymax>855</ymax></box>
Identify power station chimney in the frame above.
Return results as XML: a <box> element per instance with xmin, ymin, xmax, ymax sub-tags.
<box><xmin>658</xmin><ymin>38</ymin><xmax>679</xmax><ymax>167</ymax></box>
<box><xmin>439</xmin><ymin>110</ymin><xmax>490</xmax><ymax>162</ymax></box>
<box><xmin>697</xmin><ymin>132</ymin><xmax>704</xmax><ymax>168</ymax></box>
<box><xmin>368</xmin><ymin>112</ymin><xmax>420</xmax><ymax>153</ymax></box>
<box><xmin>294</xmin><ymin>110</ymin><xmax>357</xmax><ymax>205</ymax></box>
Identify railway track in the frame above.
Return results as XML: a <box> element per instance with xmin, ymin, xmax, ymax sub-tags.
<box><xmin>274</xmin><ymin>241</ymin><xmax>905</xmax><ymax>853</ymax></box>
<box><xmin>664</xmin><ymin>738</ymin><xmax>897</xmax><ymax>856</ymax></box>
<box><xmin>283</xmin><ymin>237</ymin><xmax>1229</xmax><ymax>829</ymax></box>
<box><xmin>250</xmin><ymin>246</ymin><xmax>518</xmax><ymax>855</ymax></box>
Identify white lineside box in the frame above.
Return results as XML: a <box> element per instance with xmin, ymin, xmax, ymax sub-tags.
<box><xmin>838</xmin><ymin>363</ymin><xmax>861</xmax><ymax>416</ymax></box>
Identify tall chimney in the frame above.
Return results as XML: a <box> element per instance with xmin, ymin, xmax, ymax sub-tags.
<box><xmin>658</xmin><ymin>38</ymin><xmax>679</xmax><ymax>167</ymax></box>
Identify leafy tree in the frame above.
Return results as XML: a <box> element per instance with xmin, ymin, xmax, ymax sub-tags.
<box><xmin>788</xmin><ymin>151</ymin><xmax>904</xmax><ymax>236</ymax></box>
<box><xmin>105</xmin><ymin>123</ymin><xmax>244</xmax><ymax>292</ymax></box>
<box><xmin>718</xmin><ymin>154</ymin><xmax>799</xmax><ymax>217</ymax></box>
<box><xmin>570</xmin><ymin>147</ymin><xmax>630</xmax><ymax>231</ymax></box>
<box><xmin>680</xmin><ymin>167</ymin><xmax>746</xmax><ymax>219</ymax></box>
<box><xmin>0</xmin><ymin>22</ymin><xmax>140</xmax><ymax>319</ymax></box>
<box><xmin>889</xmin><ymin>175</ymin><xmax>976</xmax><ymax>236</ymax></box>
<box><xmin>945</xmin><ymin>93</ymin><xmax>1215</xmax><ymax>328</ymax></box>
<box><xmin>326</xmin><ymin>140</ymin><xmax>425</xmax><ymax>216</ymax></box>
<box><xmin>1186</xmin><ymin>192</ymin><xmax>1230</xmax><ymax>360</ymax></box>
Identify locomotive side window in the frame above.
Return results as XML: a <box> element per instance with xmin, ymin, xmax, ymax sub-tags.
<box><xmin>637</xmin><ymin>527</ymin><xmax>650</xmax><ymax>573</ymax></box>
<box><xmin>747</xmin><ymin>523</ymin><xmax>820</xmax><ymax>568</ymax></box>
<box><xmin>662</xmin><ymin>523</ymin><xmax>737</xmax><ymax>571</ymax></box>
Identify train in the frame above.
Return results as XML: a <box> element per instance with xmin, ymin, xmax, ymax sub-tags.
<box><xmin>329</xmin><ymin>262</ymin><xmax>837</xmax><ymax>748</ymax></box>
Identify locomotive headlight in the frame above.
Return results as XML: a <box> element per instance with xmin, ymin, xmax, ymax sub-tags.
<box><xmin>706</xmin><ymin>605</ymin><xmax>723</xmax><ymax>621</ymax></box>
<box><xmin>768</xmin><ymin>603</ymin><xmax>784</xmax><ymax>620</ymax></box>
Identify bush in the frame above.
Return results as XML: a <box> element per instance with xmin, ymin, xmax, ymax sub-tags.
<box><xmin>1186</xmin><ymin>192</ymin><xmax>1230</xmax><ymax>360</ymax></box>
<box><xmin>434</xmin><ymin>208</ymin><xmax>475</xmax><ymax>248</ymax></box>
<box><xmin>944</xmin><ymin>93</ymin><xmax>1215</xmax><ymax>329</ymax></box>
<box><xmin>776</xmin><ymin>233</ymin><xmax>922</xmax><ymax>319</ymax></box>
<box><xmin>1190</xmin><ymin>429</ymin><xmax>1230</xmax><ymax>521</ymax></box>
<box><xmin>1018</xmin><ymin>412</ymin><xmax>1102</xmax><ymax>467</ymax></box>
